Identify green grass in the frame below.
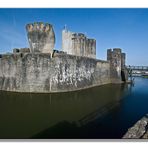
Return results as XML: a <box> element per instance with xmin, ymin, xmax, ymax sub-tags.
<box><xmin>142</xmin><ymin>75</ymin><xmax>148</xmax><ymax>78</ymax></box>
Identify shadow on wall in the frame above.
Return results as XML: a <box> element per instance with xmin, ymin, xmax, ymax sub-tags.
<box><xmin>121</xmin><ymin>70</ymin><xmax>126</xmax><ymax>82</ymax></box>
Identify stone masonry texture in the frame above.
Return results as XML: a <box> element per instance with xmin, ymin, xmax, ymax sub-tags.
<box><xmin>0</xmin><ymin>53</ymin><xmax>110</xmax><ymax>93</ymax></box>
<box><xmin>26</xmin><ymin>22</ymin><xmax>55</xmax><ymax>54</ymax></box>
<box><xmin>0</xmin><ymin>22</ymin><xmax>128</xmax><ymax>93</ymax></box>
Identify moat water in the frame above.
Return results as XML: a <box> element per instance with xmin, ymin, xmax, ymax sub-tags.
<box><xmin>0</xmin><ymin>77</ymin><xmax>148</xmax><ymax>139</ymax></box>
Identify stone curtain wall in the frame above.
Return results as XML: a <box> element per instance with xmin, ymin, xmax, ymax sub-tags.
<box><xmin>0</xmin><ymin>53</ymin><xmax>110</xmax><ymax>93</ymax></box>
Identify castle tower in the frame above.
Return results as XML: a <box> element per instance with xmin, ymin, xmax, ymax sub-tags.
<box><xmin>86</xmin><ymin>39</ymin><xmax>96</xmax><ymax>59</ymax></box>
<box><xmin>121</xmin><ymin>53</ymin><xmax>126</xmax><ymax>69</ymax></box>
<box><xmin>72</xmin><ymin>33</ymin><xmax>87</xmax><ymax>56</ymax></box>
<box><xmin>107</xmin><ymin>48</ymin><xmax>122</xmax><ymax>82</ymax></box>
<box><xmin>62</xmin><ymin>28</ymin><xmax>96</xmax><ymax>58</ymax></box>
<box><xmin>26</xmin><ymin>22</ymin><xmax>55</xmax><ymax>54</ymax></box>
<box><xmin>62</xmin><ymin>29</ymin><xmax>73</xmax><ymax>55</ymax></box>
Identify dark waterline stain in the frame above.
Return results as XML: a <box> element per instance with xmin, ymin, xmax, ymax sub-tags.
<box><xmin>0</xmin><ymin>77</ymin><xmax>148</xmax><ymax>139</ymax></box>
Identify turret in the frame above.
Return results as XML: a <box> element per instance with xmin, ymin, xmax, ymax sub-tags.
<box><xmin>107</xmin><ymin>48</ymin><xmax>122</xmax><ymax>82</ymax></box>
<box><xmin>26</xmin><ymin>22</ymin><xmax>55</xmax><ymax>54</ymax></box>
<box><xmin>62</xmin><ymin>28</ymin><xmax>96</xmax><ymax>58</ymax></box>
<box><xmin>121</xmin><ymin>53</ymin><xmax>126</xmax><ymax>68</ymax></box>
<box><xmin>107</xmin><ymin>48</ymin><xmax>128</xmax><ymax>82</ymax></box>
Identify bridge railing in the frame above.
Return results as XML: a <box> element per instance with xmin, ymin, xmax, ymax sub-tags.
<box><xmin>126</xmin><ymin>66</ymin><xmax>148</xmax><ymax>71</ymax></box>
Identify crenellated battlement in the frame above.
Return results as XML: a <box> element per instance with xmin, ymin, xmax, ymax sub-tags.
<box><xmin>62</xmin><ymin>29</ymin><xmax>96</xmax><ymax>59</ymax></box>
<box><xmin>0</xmin><ymin>21</ymin><xmax>129</xmax><ymax>93</ymax></box>
<box><xmin>26</xmin><ymin>22</ymin><xmax>55</xmax><ymax>53</ymax></box>
<box><xmin>72</xmin><ymin>33</ymin><xmax>86</xmax><ymax>39</ymax></box>
<box><xmin>26</xmin><ymin>22</ymin><xmax>53</xmax><ymax>33</ymax></box>
<box><xmin>87</xmin><ymin>38</ymin><xmax>96</xmax><ymax>43</ymax></box>
<box><xmin>107</xmin><ymin>48</ymin><xmax>127</xmax><ymax>82</ymax></box>
<box><xmin>113</xmin><ymin>48</ymin><xmax>122</xmax><ymax>54</ymax></box>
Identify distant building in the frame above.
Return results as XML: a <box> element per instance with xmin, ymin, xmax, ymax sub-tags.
<box><xmin>62</xmin><ymin>28</ymin><xmax>96</xmax><ymax>59</ymax></box>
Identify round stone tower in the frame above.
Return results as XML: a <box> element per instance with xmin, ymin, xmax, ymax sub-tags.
<box><xmin>26</xmin><ymin>22</ymin><xmax>55</xmax><ymax>53</ymax></box>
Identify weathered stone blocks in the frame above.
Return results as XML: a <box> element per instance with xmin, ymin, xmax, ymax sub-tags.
<box><xmin>0</xmin><ymin>53</ymin><xmax>110</xmax><ymax>93</ymax></box>
<box><xmin>62</xmin><ymin>29</ymin><xmax>96</xmax><ymax>59</ymax></box>
<box><xmin>107</xmin><ymin>48</ymin><xmax>127</xmax><ymax>82</ymax></box>
<box><xmin>0</xmin><ymin>22</ymin><xmax>128</xmax><ymax>93</ymax></box>
<box><xmin>26</xmin><ymin>22</ymin><xmax>55</xmax><ymax>54</ymax></box>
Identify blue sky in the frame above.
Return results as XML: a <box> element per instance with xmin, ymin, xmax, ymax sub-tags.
<box><xmin>0</xmin><ymin>8</ymin><xmax>148</xmax><ymax>66</ymax></box>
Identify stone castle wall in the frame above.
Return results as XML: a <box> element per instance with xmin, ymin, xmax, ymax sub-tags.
<box><xmin>0</xmin><ymin>22</ymin><xmax>128</xmax><ymax>93</ymax></box>
<box><xmin>0</xmin><ymin>53</ymin><xmax>110</xmax><ymax>93</ymax></box>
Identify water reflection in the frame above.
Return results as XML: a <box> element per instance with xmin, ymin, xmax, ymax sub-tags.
<box><xmin>0</xmin><ymin>83</ymin><xmax>131</xmax><ymax>139</ymax></box>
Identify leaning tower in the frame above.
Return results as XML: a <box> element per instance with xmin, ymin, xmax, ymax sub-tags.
<box><xmin>26</xmin><ymin>22</ymin><xmax>55</xmax><ymax>54</ymax></box>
